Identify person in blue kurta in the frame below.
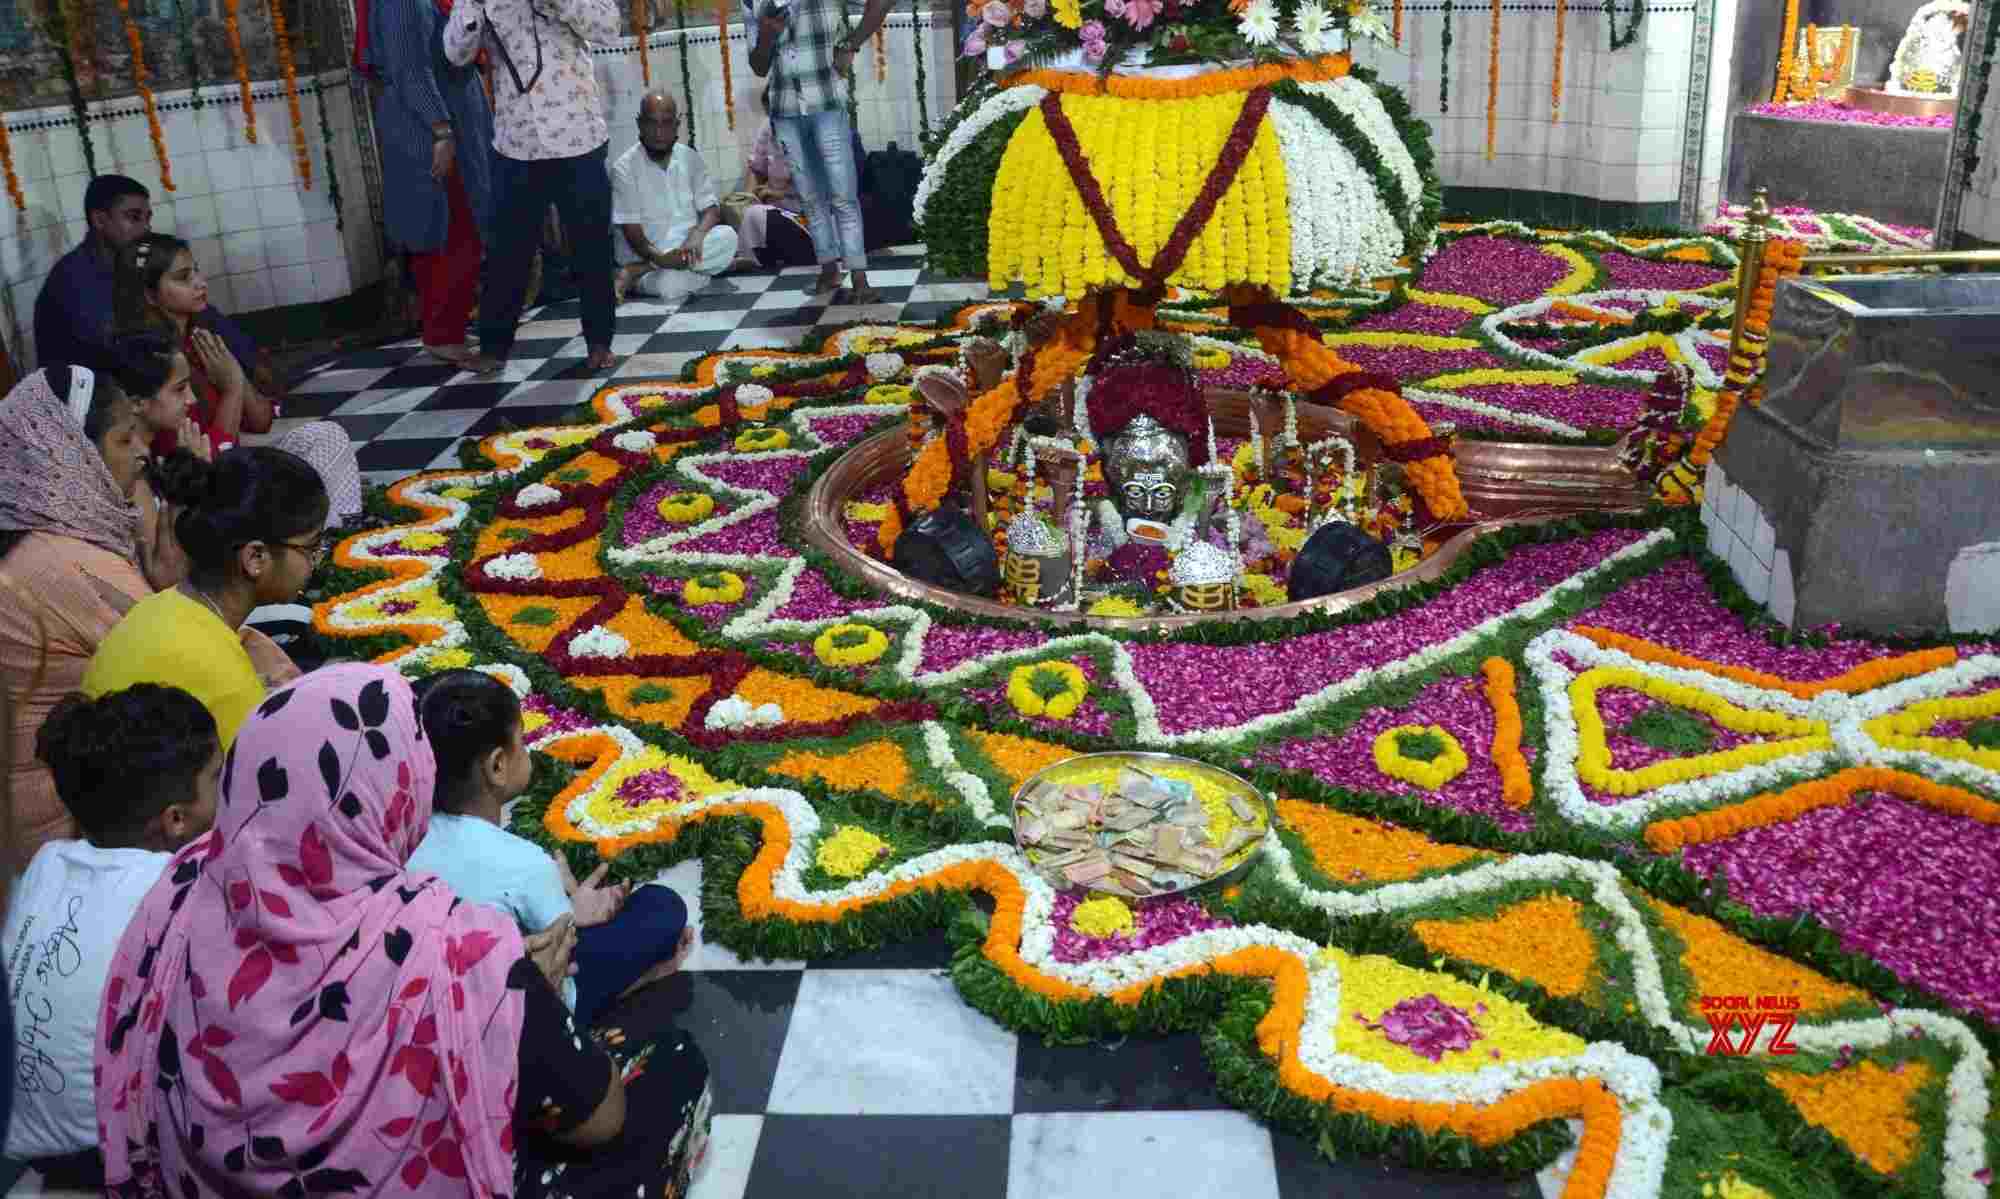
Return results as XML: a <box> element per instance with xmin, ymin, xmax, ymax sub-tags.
<box><xmin>32</xmin><ymin>175</ymin><xmax>257</xmax><ymax>375</ymax></box>
<box><xmin>365</xmin><ymin>0</ymin><xmax>497</xmax><ymax>371</ymax></box>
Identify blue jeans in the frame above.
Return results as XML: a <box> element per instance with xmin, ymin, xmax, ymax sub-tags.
<box><xmin>775</xmin><ymin>108</ymin><xmax>867</xmax><ymax>271</ymax></box>
<box><xmin>480</xmin><ymin>143</ymin><xmax>615</xmax><ymax>360</ymax></box>
<box><xmin>573</xmin><ymin>883</ymin><xmax>689</xmax><ymax>1028</ymax></box>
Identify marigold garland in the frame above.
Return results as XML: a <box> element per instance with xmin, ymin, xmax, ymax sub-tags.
<box><xmin>1392</xmin><ymin>0</ymin><xmax>1402</xmax><ymax>44</ymax></box>
<box><xmin>1689</xmin><ymin>238</ymin><xmax>1805</xmax><ymax>467</ymax></box>
<box><xmin>1551</xmin><ymin>0</ymin><xmax>1565</xmax><ymax>122</ymax></box>
<box><xmin>1482</xmin><ymin>657</ymin><xmax>1533</xmax><ymax>808</ymax></box>
<box><xmin>116</xmin><ymin>0</ymin><xmax>175</xmax><ymax>192</ymax></box>
<box><xmin>718</xmin><ymin>0</ymin><xmax>735</xmax><ymax>130</ymax></box>
<box><xmin>813</xmin><ymin>623</ymin><xmax>891</xmax><ymax>666</ymax></box>
<box><xmin>223</xmin><ymin>0</ymin><xmax>256</xmax><ymax>143</ymax></box>
<box><xmin>1372</xmin><ymin>724</ymin><xmax>1470</xmax><ymax>790</ymax></box>
<box><xmin>1570</xmin><ymin>625</ymin><xmax>1953</xmax><ymax>700</ymax></box>
<box><xmin>874</xmin><ymin>26</ymin><xmax>887</xmax><ymax>83</ymax></box>
<box><xmin>269</xmin><ymin>0</ymin><xmax>310</xmax><ymax>186</ymax></box>
<box><xmin>1643</xmin><ymin>764</ymin><xmax>2000</xmax><ymax>851</ymax></box>
<box><xmin>1764</xmin><ymin>1059</ymin><xmax>1933</xmax><ymax>1176</ymax></box>
<box><xmin>636</xmin><ymin>0</ymin><xmax>652</xmax><ymax>84</ymax></box>
<box><xmin>1485</xmin><ymin>0</ymin><xmax>1500</xmax><ymax>160</ymax></box>
<box><xmin>0</xmin><ymin>116</ymin><xmax>21</xmax><ymax>213</ymax></box>
<box><xmin>1771</xmin><ymin>0</ymin><xmax>1800</xmax><ymax>102</ymax></box>
<box><xmin>1007</xmin><ymin>661</ymin><xmax>1088</xmax><ymax>719</ymax></box>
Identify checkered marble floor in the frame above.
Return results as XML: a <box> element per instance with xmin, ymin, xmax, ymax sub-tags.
<box><xmin>279</xmin><ymin>246</ymin><xmax>998</xmax><ymax>490</ymax></box>
<box><xmin>262</xmin><ymin>249</ymin><xmax>1535</xmax><ymax>1199</ymax></box>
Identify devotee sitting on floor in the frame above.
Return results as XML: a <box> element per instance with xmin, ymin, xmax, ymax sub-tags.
<box><xmin>408</xmin><ymin>668</ymin><xmax>697</xmax><ymax>1027</ymax></box>
<box><xmin>612</xmin><ymin>90</ymin><xmax>740</xmax><ymax>305</ymax></box>
<box><xmin>113</xmin><ymin>236</ymin><xmax>363</xmax><ymax>524</ymax></box>
<box><xmin>729</xmin><ymin>83</ymin><xmax>818</xmax><ymax>270</ymax></box>
<box><xmin>0</xmin><ymin>363</ymin><xmax>194</xmax><ymax>871</ymax></box>
<box><xmin>32</xmin><ymin>174</ymin><xmax>259</xmax><ymax>378</ymax></box>
<box><xmin>95</xmin><ymin>664</ymin><xmax>716</xmax><ymax>1199</ymax></box>
<box><xmin>0</xmin><ymin>686</ymin><xmax>220</xmax><ymax>1192</ymax></box>
<box><xmin>80</xmin><ymin>447</ymin><xmax>326</xmax><ymax>748</ymax></box>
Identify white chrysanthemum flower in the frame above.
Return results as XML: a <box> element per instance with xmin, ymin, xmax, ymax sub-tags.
<box><xmin>485</xmin><ymin>553</ymin><xmax>544</xmax><ymax>582</ymax></box>
<box><xmin>1346</xmin><ymin>0</ymin><xmax>1391</xmax><ymax>43</ymax></box>
<box><xmin>751</xmin><ymin>702</ymin><xmax>785</xmax><ymax>726</ymax></box>
<box><xmin>568</xmin><ymin>626</ymin><xmax>633</xmax><ymax>660</ymax></box>
<box><xmin>611</xmin><ymin>429</ymin><xmax>658</xmax><ymax>453</ymax></box>
<box><xmin>865</xmin><ymin>352</ymin><xmax>907</xmax><ymax>381</ymax></box>
<box><xmin>705</xmin><ymin>695</ymin><xmax>755</xmax><ymax>730</ymax></box>
<box><xmin>1292</xmin><ymin>0</ymin><xmax>1332</xmax><ymax>51</ymax></box>
<box><xmin>1238</xmin><ymin>0</ymin><xmax>1280</xmax><ymax>45</ymax></box>
<box><xmin>735</xmin><ymin>383</ymin><xmax>776</xmax><ymax>406</ymax></box>
<box><xmin>516</xmin><ymin>482</ymin><xmax>562</xmax><ymax>508</ymax></box>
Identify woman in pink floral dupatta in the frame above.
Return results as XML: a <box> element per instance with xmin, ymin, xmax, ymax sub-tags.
<box><xmin>95</xmin><ymin>664</ymin><xmax>528</xmax><ymax>1197</ymax></box>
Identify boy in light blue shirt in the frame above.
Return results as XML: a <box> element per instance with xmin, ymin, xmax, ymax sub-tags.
<box><xmin>408</xmin><ymin>670</ymin><xmax>694</xmax><ymax>1025</ymax></box>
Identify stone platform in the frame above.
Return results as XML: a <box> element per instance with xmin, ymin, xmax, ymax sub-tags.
<box><xmin>1724</xmin><ymin>112</ymin><xmax>1951</xmax><ymax>229</ymax></box>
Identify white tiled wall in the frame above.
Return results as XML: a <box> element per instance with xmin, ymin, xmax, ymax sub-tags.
<box><xmin>1358</xmin><ymin>4</ymin><xmax>1694</xmax><ymax>203</ymax></box>
<box><xmin>1702</xmin><ymin>459</ymin><xmax>1794</xmax><ymax>624</ymax></box>
<box><xmin>1955</xmin><ymin>56</ymin><xmax>2000</xmax><ymax>242</ymax></box>
<box><xmin>593</xmin><ymin>11</ymin><xmax>958</xmax><ymax>196</ymax></box>
<box><xmin>0</xmin><ymin>74</ymin><xmax>377</xmax><ymax>372</ymax></box>
<box><xmin>1695</xmin><ymin>0</ymin><xmax>1740</xmax><ymax>223</ymax></box>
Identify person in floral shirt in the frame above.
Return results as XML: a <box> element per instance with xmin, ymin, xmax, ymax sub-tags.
<box><xmin>445</xmin><ymin>0</ymin><xmax>623</xmax><ymax>373</ymax></box>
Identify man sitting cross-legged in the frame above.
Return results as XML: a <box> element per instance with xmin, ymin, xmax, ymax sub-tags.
<box><xmin>0</xmin><ymin>685</ymin><xmax>220</xmax><ymax>1191</ymax></box>
<box><xmin>612</xmin><ymin>90</ymin><xmax>741</xmax><ymax>304</ymax></box>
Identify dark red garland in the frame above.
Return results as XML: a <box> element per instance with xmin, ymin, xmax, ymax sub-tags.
<box><xmin>1086</xmin><ymin>363</ymin><xmax>1212</xmax><ymax>467</ymax></box>
<box><xmin>1039</xmin><ymin>86</ymin><xmax>1272</xmax><ymax>290</ymax></box>
<box><xmin>1310</xmin><ymin>371</ymin><xmax>1402</xmax><ymax>406</ymax></box>
<box><xmin>1382</xmin><ymin>436</ymin><xmax>1451</xmax><ymax>464</ymax></box>
<box><xmin>1228</xmin><ymin>300</ymin><xmax>1319</xmax><ymax>339</ymax></box>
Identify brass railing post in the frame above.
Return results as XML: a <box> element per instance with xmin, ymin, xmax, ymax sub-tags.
<box><xmin>1725</xmin><ymin>188</ymin><xmax>1773</xmax><ymax>369</ymax></box>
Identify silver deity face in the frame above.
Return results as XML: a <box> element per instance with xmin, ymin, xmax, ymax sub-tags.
<box><xmin>1103</xmin><ymin>415</ymin><xmax>1190</xmax><ymax>521</ymax></box>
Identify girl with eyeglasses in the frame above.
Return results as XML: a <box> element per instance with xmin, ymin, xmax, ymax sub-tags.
<box><xmin>81</xmin><ymin>446</ymin><xmax>331</xmax><ymax>750</ymax></box>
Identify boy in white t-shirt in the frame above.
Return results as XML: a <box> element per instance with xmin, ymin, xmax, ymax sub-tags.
<box><xmin>2</xmin><ymin>685</ymin><xmax>221</xmax><ymax>1185</ymax></box>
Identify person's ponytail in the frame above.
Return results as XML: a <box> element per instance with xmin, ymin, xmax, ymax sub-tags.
<box><xmin>153</xmin><ymin>447</ymin><xmax>329</xmax><ymax>580</ymax></box>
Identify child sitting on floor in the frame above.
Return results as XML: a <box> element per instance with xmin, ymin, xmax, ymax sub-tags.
<box><xmin>406</xmin><ymin>669</ymin><xmax>695</xmax><ymax>1026</ymax></box>
<box><xmin>1</xmin><ymin>686</ymin><xmax>221</xmax><ymax>1189</ymax></box>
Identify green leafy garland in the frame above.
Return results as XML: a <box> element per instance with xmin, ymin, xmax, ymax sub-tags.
<box><xmin>43</xmin><ymin>0</ymin><xmax>98</xmax><ymax>178</ymax></box>
<box><xmin>295</xmin><ymin>0</ymin><xmax>346</xmax><ymax>230</ymax></box>
<box><xmin>1961</xmin><ymin>2</ymin><xmax>2000</xmax><ymax>185</ymax></box>
<box><xmin>1606</xmin><ymin>0</ymin><xmax>1643</xmax><ymax>51</ymax></box>
<box><xmin>912</xmin><ymin>0</ymin><xmax>931</xmax><ymax>149</ymax></box>
<box><xmin>1439</xmin><ymin>0</ymin><xmax>1452</xmax><ymax>113</ymax></box>
<box><xmin>842</xmin><ymin>7</ymin><xmax>858</xmax><ymax>121</ymax></box>
<box><xmin>912</xmin><ymin>105</ymin><xmax>1031</xmax><ymax>278</ymax></box>
<box><xmin>177</xmin><ymin>0</ymin><xmax>204</xmax><ymax>110</ymax></box>
<box><xmin>677</xmin><ymin>0</ymin><xmax>698</xmax><ymax>148</ymax></box>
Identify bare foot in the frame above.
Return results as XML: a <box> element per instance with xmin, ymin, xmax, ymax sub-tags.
<box><xmin>585</xmin><ymin>346</ymin><xmax>619</xmax><ymax>372</ymax></box>
<box><xmin>812</xmin><ymin>266</ymin><xmax>841</xmax><ymax>296</ymax></box>
<box><xmin>423</xmin><ymin>343</ymin><xmax>475</xmax><ymax>367</ymax></box>
<box><xmin>461</xmin><ymin>354</ymin><xmax>504</xmax><ymax>376</ymax></box>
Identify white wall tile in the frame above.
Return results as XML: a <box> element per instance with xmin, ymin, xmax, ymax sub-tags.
<box><xmin>221</xmin><ymin>230</ymin><xmax>267</xmax><ymax>275</ymax></box>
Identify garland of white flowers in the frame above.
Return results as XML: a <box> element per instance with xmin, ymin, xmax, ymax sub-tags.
<box><xmin>911</xmin><ymin>84</ymin><xmax>1048</xmax><ymax>226</ymax></box>
<box><xmin>1480</xmin><ymin>289</ymin><xmax>1733</xmax><ymax>390</ymax></box>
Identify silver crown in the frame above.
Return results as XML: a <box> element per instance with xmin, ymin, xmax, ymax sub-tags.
<box><xmin>1169</xmin><ymin>540</ymin><xmax>1238</xmax><ymax>587</ymax></box>
<box><xmin>1007</xmin><ymin>512</ymin><xmax>1068</xmax><ymax>556</ymax></box>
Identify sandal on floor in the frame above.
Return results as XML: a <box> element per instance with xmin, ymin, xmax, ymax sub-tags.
<box><xmin>423</xmin><ymin>344</ymin><xmax>475</xmax><ymax>367</ymax></box>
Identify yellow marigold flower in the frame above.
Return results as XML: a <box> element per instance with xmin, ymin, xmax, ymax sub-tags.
<box><xmin>1191</xmin><ymin>346</ymin><xmax>1232</xmax><ymax>370</ymax></box>
<box><xmin>1007</xmin><ymin>661</ymin><xmax>1088</xmax><ymax>719</ymax></box>
<box><xmin>865</xmin><ymin>383</ymin><xmax>914</xmax><ymax>405</ymax></box>
<box><xmin>1051</xmin><ymin>0</ymin><xmax>1082</xmax><ymax>26</ymax></box>
<box><xmin>814</xmin><ymin>623</ymin><xmax>891</xmax><ymax>667</ymax></box>
<box><xmin>1070</xmin><ymin>895</ymin><xmax>1136</xmax><ymax>937</ymax></box>
<box><xmin>1086</xmin><ymin>595</ymin><xmax>1146</xmax><ymax>618</ymax></box>
<box><xmin>657</xmin><ymin>492</ymin><xmax>717</xmax><ymax>523</ymax></box>
<box><xmin>443</xmin><ymin>486</ymin><xmax>479</xmax><ymax>500</ymax></box>
<box><xmin>751</xmin><ymin>364</ymin><xmax>779</xmax><ymax>378</ymax></box>
<box><xmin>401</xmin><ymin>531</ymin><xmax>447</xmax><ymax>551</ymax></box>
<box><xmin>816</xmin><ymin>824</ymin><xmax>891</xmax><ymax>878</ymax></box>
<box><xmin>843</xmin><ymin>501</ymin><xmax>889</xmax><ymax>523</ymax></box>
<box><xmin>683</xmin><ymin>571</ymin><xmax>746</xmax><ymax>605</ymax></box>
<box><xmin>1241</xmin><ymin>572</ymin><xmax>1287</xmax><ymax>606</ymax></box>
<box><xmin>428</xmin><ymin>648</ymin><xmax>475</xmax><ymax>670</ymax></box>
<box><xmin>1371</xmin><ymin>725</ymin><xmax>1470</xmax><ymax>790</ymax></box>
<box><xmin>734</xmin><ymin>427</ymin><xmax>791</xmax><ymax>452</ymax></box>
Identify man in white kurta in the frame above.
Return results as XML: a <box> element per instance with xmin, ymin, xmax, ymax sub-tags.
<box><xmin>611</xmin><ymin>91</ymin><xmax>741</xmax><ymax>303</ymax></box>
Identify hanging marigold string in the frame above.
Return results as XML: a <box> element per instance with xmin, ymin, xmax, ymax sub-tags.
<box><xmin>1551</xmin><ymin>0</ymin><xmax>1565</xmax><ymax>121</ymax></box>
<box><xmin>718</xmin><ymin>0</ymin><xmax>735</xmax><ymax>130</ymax></box>
<box><xmin>0</xmin><ymin>118</ymin><xmax>22</xmax><ymax>213</ymax></box>
<box><xmin>269</xmin><ymin>0</ymin><xmax>310</xmax><ymax>185</ymax></box>
<box><xmin>875</xmin><ymin>27</ymin><xmax>887</xmax><ymax>82</ymax></box>
<box><xmin>1771</xmin><ymin>0</ymin><xmax>1799</xmax><ymax>102</ymax></box>
<box><xmin>636</xmin><ymin>0</ymin><xmax>653</xmax><ymax>84</ymax></box>
<box><xmin>1690</xmin><ymin>238</ymin><xmax>1806</xmax><ymax>467</ymax></box>
<box><xmin>675</xmin><ymin>0</ymin><xmax>697</xmax><ymax>147</ymax></box>
<box><xmin>1485</xmin><ymin>0</ymin><xmax>1499</xmax><ymax>159</ymax></box>
<box><xmin>1392</xmin><ymin>0</ymin><xmax>1402</xmax><ymax>45</ymax></box>
<box><xmin>222</xmin><ymin>0</ymin><xmax>256</xmax><ymax>142</ymax></box>
<box><xmin>46</xmin><ymin>0</ymin><xmax>99</xmax><ymax>176</ymax></box>
<box><xmin>115</xmin><ymin>0</ymin><xmax>175</xmax><ymax>190</ymax></box>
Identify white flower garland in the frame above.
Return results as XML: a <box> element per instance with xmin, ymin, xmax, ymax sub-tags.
<box><xmin>1401</xmin><ymin>385</ymin><xmax>1589</xmax><ymax>440</ymax></box>
<box><xmin>912</xmin><ymin>85</ymin><xmax>1049</xmax><ymax>225</ymax></box>
<box><xmin>568</xmin><ymin>626</ymin><xmax>633</xmax><ymax>660</ymax></box>
<box><xmin>485</xmin><ymin>552</ymin><xmax>544</xmax><ymax>582</ymax></box>
<box><xmin>1267</xmin><ymin>96</ymin><xmax>1405</xmax><ymax>288</ymax></box>
<box><xmin>516</xmin><ymin>482</ymin><xmax>563</xmax><ymax>508</ymax></box>
<box><xmin>705</xmin><ymin>694</ymin><xmax>785</xmax><ymax>730</ymax></box>
<box><xmin>865</xmin><ymin>352</ymin><xmax>907</xmax><ymax>381</ymax></box>
<box><xmin>735</xmin><ymin>383</ymin><xmax>777</xmax><ymax>407</ymax></box>
<box><xmin>612</xmin><ymin>429</ymin><xmax>658</xmax><ymax>453</ymax></box>
<box><xmin>1480</xmin><ymin>289</ymin><xmax>1734</xmax><ymax>389</ymax></box>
